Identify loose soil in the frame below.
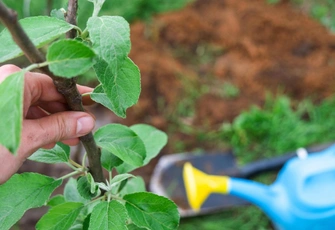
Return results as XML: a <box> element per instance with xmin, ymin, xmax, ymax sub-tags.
<box><xmin>18</xmin><ymin>0</ymin><xmax>335</xmax><ymax>228</ymax></box>
<box><xmin>124</xmin><ymin>0</ymin><xmax>335</xmax><ymax>181</ymax></box>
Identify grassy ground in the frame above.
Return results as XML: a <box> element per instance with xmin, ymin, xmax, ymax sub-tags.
<box><xmin>179</xmin><ymin>206</ymin><xmax>272</xmax><ymax>230</ymax></box>
<box><xmin>223</xmin><ymin>95</ymin><xmax>335</xmax><ymax>163</ymax></box>
<box><xmin>177</xmin><ymin>95</ymin><xmax>335</xmax><ymax>229</ymax></box>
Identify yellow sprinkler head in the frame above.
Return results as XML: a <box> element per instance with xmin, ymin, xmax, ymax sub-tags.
<box><xmin>183</xmin><ymin>162</ymin><xmax>230</xmax><ymax>211</ymax></box>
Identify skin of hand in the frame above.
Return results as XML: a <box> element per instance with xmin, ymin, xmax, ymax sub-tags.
<box><xmin>0</xmin><ymin>64</ymin><xmax>96</xmax><ymax>184</ymax></box>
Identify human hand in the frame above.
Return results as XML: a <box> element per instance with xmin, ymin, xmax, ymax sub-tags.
<box><xmin>0</xmin><ymin>64</ymin><xmax>96</xmax><ymax>183</ymax></box>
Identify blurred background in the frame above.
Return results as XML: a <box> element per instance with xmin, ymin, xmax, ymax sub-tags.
<box><xmin>3</xmin><ymin>0</ymin><xmax>335</xmax><ymax>229</ymax></box>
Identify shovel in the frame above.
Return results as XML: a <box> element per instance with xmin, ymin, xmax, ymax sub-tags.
<box><xmin>149</xmin><ymin>143</ymin><xmax>333</xmax><ymax>217</ymax></box>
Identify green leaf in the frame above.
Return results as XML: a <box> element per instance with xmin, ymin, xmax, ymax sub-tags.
<box><xmin>64</xmin><ymin>178</ymin><xmax>89</xmax><ymax>203</ymax></box>
<box><xmin>46</xmin><ymin>39</ymin><xmax>96</xmax><ymax>78</ymax></box>
<box><xmin>92</xmin><ymin>57</ymin><xmax>141</xmax><ymax>118</ymax></box>
<box><xmin>127</xmin><ymin>224</ymin><xmax>147</xmax><ymax>230</ymax></box>
<box><xmin>100</xmin><ymin>148</ymin><xmax>123</xmax><ymax>171</ymax></box>
<box><xmin>94</xmin><ymin>124</ymin><xmax>146</xmax><ymax>167</ymax></box>
<box><xmin>0</xmin><ymin>173</ymin><xmax>62</xmax><ymax>230</ymax></box>
<box><xmin>29</xmin><ymin>142</ymin><xmax>70</xmax><ymax>163</ymax></box>
<box><xmin>131</xmin><ymin>124</ymin><xmax>168</xmax><ymax>164</ymax></box>
<box><xmin>50</xmin><ymin>8</ymin><xmax>66</xmax><ymax>21</ymax></box>
<box><xmin>110</xmin><ymin>174</ymin><xmax>134</xmax><ymax>186</ymax></box>
<box><xmin>70</xmin><ymin>224</ymin><xmax>84</xmax><ymax>230</ymax></box>
<box><xmin>117</xmin><ymin>125</ymin><xmax>167</xmax><ymax>173</ymax></box>
<box><xmin>69</xmin><ymin>213</ymin><xmax>91</xmax><ymax>230</ymax></box>
<box><xmin>124</xmin><ymin>192</ymin><xmax>180</xmax><ymax>230</ymax></box>
<box><xmin>83</xmin><ymin>214</ymin><xmax>91</xmax><ymax>230</ymax></box>
<box><xmin>0</xmin><ymin>16</ymin><xmax>74</xmax><ymax>63</ymax></box>
<box><xmin>87</xmin><ymin>16</ymin><xmax>130</xmax><ymax>66</ymax></box>
<box><xmin>116</xmin><ymin>180</ymin><xmax>128</xmax><ymax>194</ymax></box>
<box><xmin>77</xmin><ymin>176</ymin><xmax>99</xmax><ymax>200</ymax></box>
<box><xmin>119</xmin><ymin>177</ymin><xmax>146</xmax><ymax>196</ymax></box>
<box><xmin>69</xmin><ymin>204</ymin><xmax>95</xmax><ymax>230</ymax></box>
<box><xmin>0</xmin><ymin>71</ymin><xmax>24</xmax><ymax>154</ymax></box>
<box><xmin>87</xmin><ymin>16</ymin><xmax>139</xmax><ymax>117</ymax></box>
<box><xmin>88</xmin><ymin>0</ymin><xmax>106</xmax><ymax>17</ymax></box>
<box><xmin>110</xmin><ymin>174</ymin><xmax>134</xmax><ymax>194</ymax></box>
<box><xmin>47</xmin><ymin>195</ymin><xmax>66</xmax><ymax>207</ymax></box>
<box><xmin>88</xmin><ymin>0</ymin><xmax>106</xmax><ymax>4</ymax></box>
<box><xmin>88</xmin><ymin>201</ymin><xmax>128</xmax><ymax>230</ymax></box>
<box><xmin>36</xmin><ymin>202</ymin><xmax>84</xmax><ymax>230</ymax></box>
<box><xmin>90</xmin><ymin>85</ymin><xmax>114</xmax><ymax>114</ymax></box>
<box><xmin>86</xmin><ymin>173</ymin><xmax>99</xmax><ymax>195</ymax></box>
<box><xmin>115</xmin><ymin>163</ymin><xmax>132</xmax><ymax>174</ymax></box>
<box><xmin>99</xmin><ymin>174</ymin><xmax>135</xmax><ymax>194</ymax></box>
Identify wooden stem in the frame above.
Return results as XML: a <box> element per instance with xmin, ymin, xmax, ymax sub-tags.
<box><xmin>0</xmin><ymin>1</ymin><xmax>104</xmax><ymax>182</ymax></box>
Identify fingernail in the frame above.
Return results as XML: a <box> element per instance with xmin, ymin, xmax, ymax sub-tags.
<box><xmin>76</xmin><ymin>116</ymin><xmax>95</xmax><ymax>135</ymax></box>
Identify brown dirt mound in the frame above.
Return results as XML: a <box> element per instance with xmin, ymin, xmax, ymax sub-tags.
<box><xmin>119</xmin><ymin>0</ymin><xmax>335</xmax><ymax>184</ymax></box>
<box><xmin>127</xmin><ymin>0</ymin><xmax>335</xmax><ymax>131</ymax></box>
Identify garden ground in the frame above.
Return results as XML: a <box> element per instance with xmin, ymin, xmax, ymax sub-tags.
<box><xmin>126</xmin><ymin>0</ymin><xmax>335</xmax><ymax>181</ymax></box>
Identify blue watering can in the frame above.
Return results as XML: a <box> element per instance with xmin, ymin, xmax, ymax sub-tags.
<box><xmin>183</xmin><ymin>144</ymin><xmax>335</xmax><ymax>230</ymax></box>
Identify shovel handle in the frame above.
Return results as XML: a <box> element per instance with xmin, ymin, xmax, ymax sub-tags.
<box><xmin>238</xmin><ymin>142</ymin><xmax>334</xmax><ymax>178</ymax></box>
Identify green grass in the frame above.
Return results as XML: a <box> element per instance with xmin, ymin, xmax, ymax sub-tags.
<box><xmin>0</xmin><ymin>0</ymin><xmax>194</xmax><ymax>33</ymax></box>
<box><xmin>221</xmin><ymin>82</ymin><xmax>240</xmax><ymax>99</ymax></box>
<box><xmin>310</xmin><ymin>1</ymin><xmax>335</xmax><ymax>32</ymax></box>
<box><xmin>222</xmin><ymin>95</ymin><xmax>335</xmax><ymax>164</ymax></box>
<box><xmin>179</xmin><ymin>206</ymin><xmax>272</xmax><ymax>230</ymax></box>
<box><xmin>99</xmin><ymin>0</ymin><xmax>194</xmax><ymax>22</ymax></box>
<box><xmin>268</xmin><ymin>0</ymin><xmax>335</xmax><ymax>32</ymax></box>
<box><xmin>76</xmin><ymin>0</ymin><xmax>194</xmax><ymax>29</ymax></box>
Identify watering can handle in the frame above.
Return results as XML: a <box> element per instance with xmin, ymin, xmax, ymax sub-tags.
<box><xmin>237</xmin><ymin>142</ymin><xmax>334</xmax><ymax>178</ymax></box>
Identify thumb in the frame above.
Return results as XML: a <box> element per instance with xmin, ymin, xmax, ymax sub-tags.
<box><xmin>21</xmin><ymin>112</ymin><xmax>95</xmax><ymax>155</ymax></box>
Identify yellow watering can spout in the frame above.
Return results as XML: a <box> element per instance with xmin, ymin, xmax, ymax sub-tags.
<box><xmin>183</xmin><ymin>162</ymin><xmax>230</xmax><ymax>211</ymax></box>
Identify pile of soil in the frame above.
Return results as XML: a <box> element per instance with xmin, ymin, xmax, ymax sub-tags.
<box><xmin>118</xmin><ymin>0</ymin><xmax>335</xmax><ymax>187</ymax></box>
<box><xmin>126</xmin><ymin>0</ymin><xmax>335</xmax><ymax>144</ymax></box>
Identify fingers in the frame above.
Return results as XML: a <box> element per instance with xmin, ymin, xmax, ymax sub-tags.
<box><xmin>26</xmin><ymin>106</ymin><xmax>49</xmax><ymax>119</ymax></box>
<box><xmin>42</xmin><ymin>143</ymin><xmax>57</xmax><ymax>149</ymax></box>
<box><xmin>77</xmin><ymin>85</ymin><xmax>93</xmax><ymax>95</ymax></box>
<box><xmin>62</xmin><ymin>138</ymin><xmax>80</xmax><ymax>146</ymax></box>
<box><xmin>0</xmin><ymin>65</ymin><xmax>63</xmax><ymax>104</ymax></box>
<box><xmin>19</xmin><ymin>112</ymin><xmax>95</xmax><ymax>159</ymax></box>
<box><xmin>0</xmin><ymin>64</ymin><xmax>21</xmax><ymax>83</ymax></box>
<box><xmin>82</xmin><ymin>93</ymin><xmax>95</xmax><ymax>106</ymax></box>
<box><xmin>0</xmin><ymin>65</ymin><xmax>97</xmax><ymax>183</ymax></box>
<box><xmin>0</xmin><ymin>145</ymin><xmax>23</xmax><ymax>184</ymax></box>
<box><xmin>0</xmin><ymin>65</ymin><xmax>95</xmax><ymax>111</ymax></box>
<box><xmin>34</xmin><ymin>102</ymin><xmax>68</xmax><ymax>114</ymax></box>
<box><xmin>41</xmin><ymin>138</ymin><xmax>80</xmax><ymax>150</ymax></box>
<box><xmin>25</xmin><ymin>75</ymin><xmax>95</xmax><ymax>105</ymax></box>
<box><xmin>0</xmin><ymin>65</ymin><xmax>66</xmax><ymax>105</ymax></box>
<box><xmin>24</xmin><ymin>71</ymin><xmax>67</xmax><ymax>105</ymax></box>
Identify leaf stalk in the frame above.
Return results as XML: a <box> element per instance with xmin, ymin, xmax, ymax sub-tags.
<box><xmin>59</xmin><ymin>169</ymin><xmax>84</xmax><ymax>180</ymax></box>
<box><xmin>69</xmin><ymin>159</ymin><xmax>83</xmax><ymax>169</ymax></box>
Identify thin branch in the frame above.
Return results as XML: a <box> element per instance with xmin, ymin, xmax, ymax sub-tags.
<box><xmin>0</xmin><ymin>2</ymin><xmax>45</xmax><ymax>64</ymax></box>
<box><xmin>54</xmin><ymin>0</ymin><xmax>83</xmax><ymax>112</ymax></box>
<box><xmin>65</xmin><ymin>0</ymin><xmax>78</xmax><ymax>39</ymax></box>
<box><xmin>0</xmin><ymin>1</ymin><xmax>104</xmax><ymax>183</ymax></box>
<box><xmin>0</xmin><ymin>2</ymin><xmax>65</xmax><ymax>84</ymax></box>
<box><xmin>46</xmin><ymin>0</ymin><xmax>53</xmax><ymax>15</ymax></box>
<box><xmin>65</xmin><ymin>0</ymin><xmax>104</xmax><ymax>183</ymax></box>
